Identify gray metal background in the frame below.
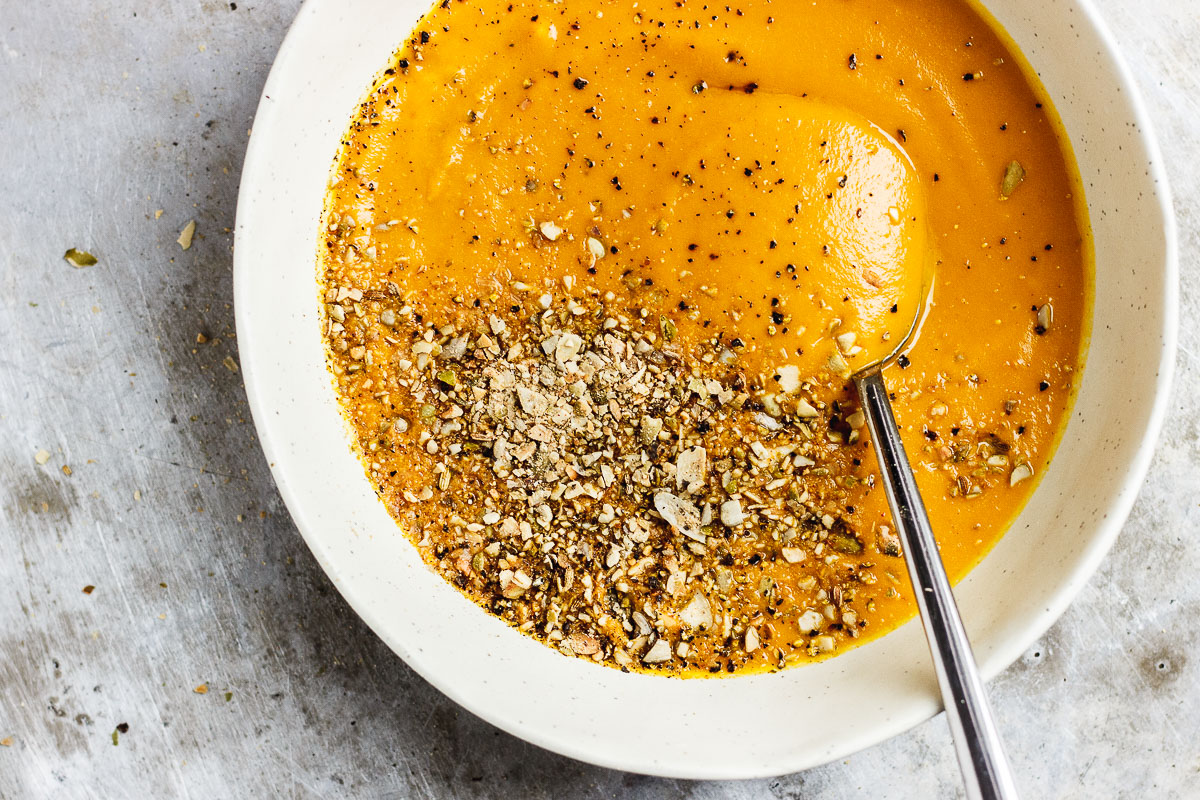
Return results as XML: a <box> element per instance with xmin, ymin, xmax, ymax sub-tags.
<box><xmin>1</xmin><ymin>1</ymin><xmax>1196</xmax><ymax>797</ymax></box>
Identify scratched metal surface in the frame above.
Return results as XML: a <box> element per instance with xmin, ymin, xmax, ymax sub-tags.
<box><xmin>0</xmin><ymin>1</ymin><xmax>1196</xmax><ymax>797</ymax></box>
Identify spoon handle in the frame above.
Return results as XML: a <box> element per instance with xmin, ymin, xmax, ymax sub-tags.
<box><xmin>855</xmin><ymin>370</ymin><xmax>1020</xmax><ymax>800</ymax></box>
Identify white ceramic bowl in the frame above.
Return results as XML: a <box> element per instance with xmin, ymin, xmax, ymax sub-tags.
<box><xmin>234</xmin><ymin>0</ymin><xmax>1176</xmax><ymax>779</ymax></box>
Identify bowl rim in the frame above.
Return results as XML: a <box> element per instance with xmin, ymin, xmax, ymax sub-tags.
<box><xmin>233</xmin><ymin>0</ymin><xmax>1178</xmax><ymax>779</ymax></box>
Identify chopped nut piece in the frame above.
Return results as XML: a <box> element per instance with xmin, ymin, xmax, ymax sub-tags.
<box><xmin>798</xmin><ymin>609</ymin><xmax>824</xmax><ymax>633</ymax></box>
<box><xmin>878</xmin><ymin>526</ymin><xmax>903</xmax><ymax>557</ymax></box>
<box><xmin>555</xmin><ymin>332</ymin><xmax>583</xmax><ymax>363</ymax></box>
<box><xmin>827</xmin><ymin>352</ymin><xmax>851</xmax><ymax>377</ymax></box>
<box><xmin>177</xmin><ymin>220</ymin><xmax>196</xmax><ymax>250</ymax></box>
<box><xmin>780</xmin><ymin>547</ymin><xmax>806</xmax><ymax>563</ymax></box>
<box><xmin>565</xmin><ymin>632</ymin><xmax>601</xmax><ymax>655</ymax></box>
<box><xmin>499</xmin><ymin>569</ymin><xmax>533</xmax><ymax>598</ymax></box>
<box><xmin>63</xmin><ymin>248</ymin><xmax>97</xmax><ymax>268</ymax></box>
<box><xmin>1036</xmin><ymin>303</ymin><xmax>1053</xmax><ymax>334</ymax></box>
<box><xmin>795</xmin><ymin>398</ymin><xmax>819</xmax><ymax>418</ymax></box>
<box><xmin>642</xmin><ymin>638</ymin><xmax>673</xmax><ymax>664</ymax></box>
<box><xmin>675</xmin><ymin>446</ymin><xmax>707</xmax><ymax>489</ymax></box>
<box><xmin>679</xmin><ymin>593</ymin><xmax>713</xmax><ymax>629</ymax></box>
<box><xmin>654</xmin><ymin>492</ymin><xmax>705</xmax><ymax>543</ymax></box>
<box><xmin>442</xmin><ymin>335</ymin><xmax>470</xmax><ymax>360</ymax></box>
<box><xmin>753</xmin><ymin>412</ymin><xmax>782</xmax><ymax>431</ymax></box>
<box><xmin>776</xmin><ymin>364</ymin><xmax>801</xmax><ymax>393</ymax></box>
<box><xmin>586</xmin><ymin>237</ymin><xmax>606</xmax><ymax>260</ymax></box>
<box><xmin>1010</xmin><ymin>462</ymin><xmax>1034</xmax><ymax>486</ymax></box>
<box><xmin>639</xmin><ymin>415</ymin><xmax>663</xmax><ymax>444</ymax></box>
<box><xmin>719</xmin><ymin>498</ymin><xmax>745</xmax><ymax>527</ymax></box>
<box><xmin>1000</xmin><ymin>160</ymin><xmax>1025</xmax><ymax>197</ymax></box>
<box><xmin>826</xmin><ymin>528</ymin><xmax>863</xmax><ymax>554</ymax></box>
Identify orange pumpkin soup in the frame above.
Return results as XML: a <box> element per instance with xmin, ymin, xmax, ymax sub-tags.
<box><xmin>319</xmin><ymin>0</ymin><xmax>1089</xmax><ymax>674</ymax></box>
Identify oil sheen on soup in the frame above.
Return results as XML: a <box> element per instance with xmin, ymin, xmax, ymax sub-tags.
<box><xmin>319</xmin><ymin>0</ymin><xmax>1090</xmax><ymax>675</ymax></box>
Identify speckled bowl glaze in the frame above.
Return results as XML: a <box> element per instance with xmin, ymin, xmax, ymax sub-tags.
<box><xmin>234</xmin><ymin>0</ymin><xmax>1177</xmax><ymax>779</ymax></box>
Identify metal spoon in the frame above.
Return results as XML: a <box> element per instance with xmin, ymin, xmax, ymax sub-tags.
<box><xmin>854</xmin><ymin>357</ymin><xmax>1020</xmax><ymax>799</ymax></box>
